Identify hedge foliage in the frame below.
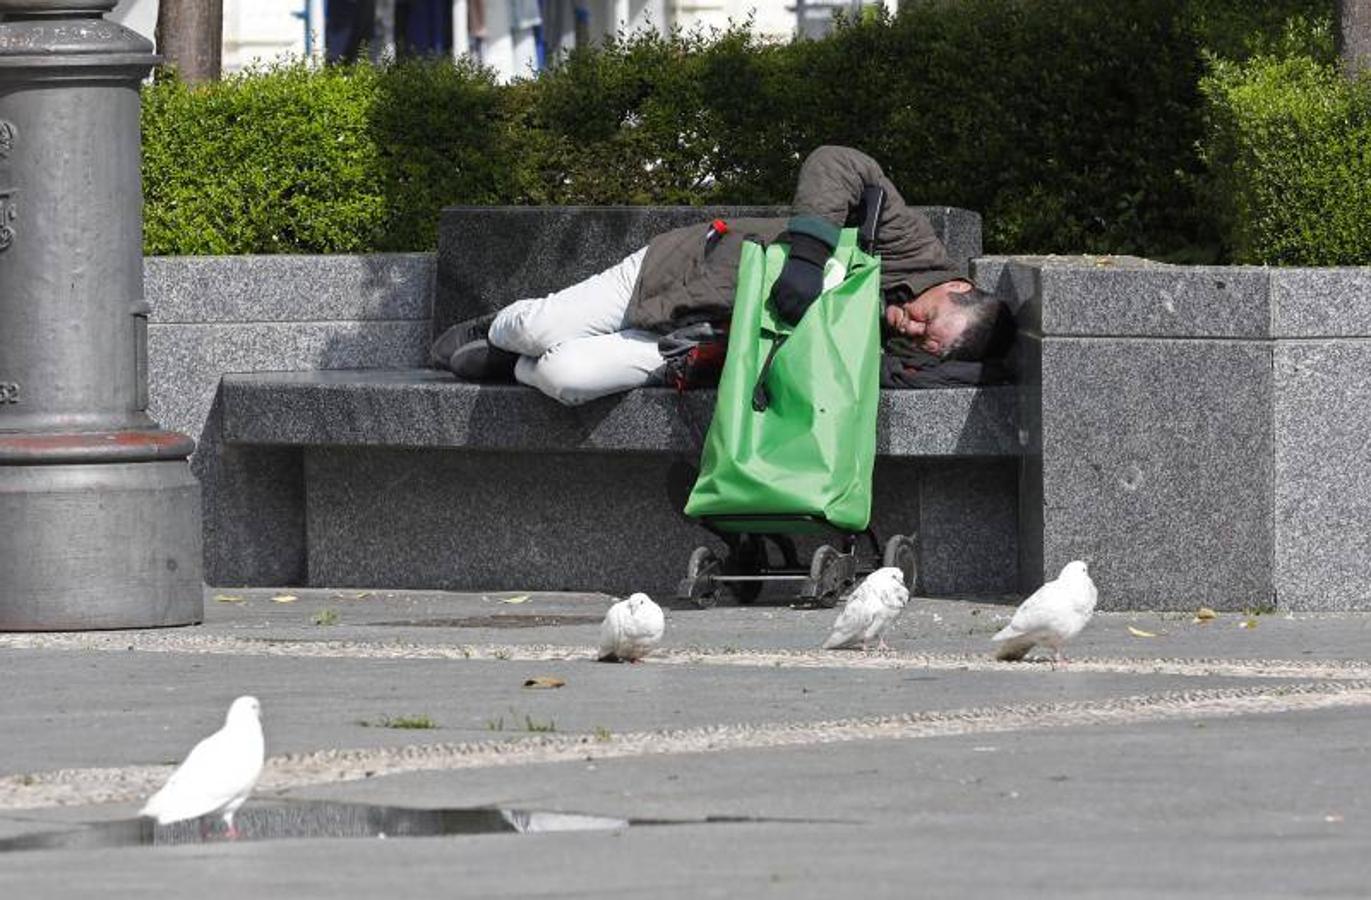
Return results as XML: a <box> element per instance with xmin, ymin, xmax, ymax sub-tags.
<box><xmin>141</xmin><ymin>0</ymin><xmax>1335</xmax><ymax>260</ymax></box>
<box><xmin>143</xmin><ymin>58</ymin><xmax>515</xmax><ymax>254</ymax></box>
<box><xmin>1200</xmin><ymin>19</ymin><xmax>1371</xmax><ymax>265</ymax></box>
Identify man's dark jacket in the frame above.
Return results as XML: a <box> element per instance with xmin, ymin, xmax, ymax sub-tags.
<box><xmin>624</xmin><ymin>145</ymin><xmax>962</xmax><ymax>333</ymax></box>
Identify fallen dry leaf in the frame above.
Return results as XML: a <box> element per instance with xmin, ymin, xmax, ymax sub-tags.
<box><xmin>213</xmin><ymin>594</ymin><xmax>244</xmax><ymax>604</ymax></box>
<box><xmin>1240</xmin><ymin>618</ymin><xmax>1259</xmax><ymax>629</ymax></box>
<box><xmin>501</xmin><ymin>594</ymin><xmax>531</xmax><ymax>605</ymax></box>
<box><xmin>1193</xmin><ymin>607</ymin><xmax>1217</xmax><ymax>622</ymax></box>
<box><xmin>522</xmin><ymin>676</ymin><xmax>566</xmax><ymax>690</ymax></box>
<box><xmin>1127</xmin><ymin>625</ymin><xmax>1158</xmax><ymax>638</ymax></box>
<box><xmin>272</xmin><ymin>594</ymin><xmax>299</xmax><ymax>604</ymax></box>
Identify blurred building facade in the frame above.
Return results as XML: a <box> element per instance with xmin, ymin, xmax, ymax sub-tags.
<box><xmin>110</xmin><ymin>0</ymin><xmax>896</xmax><ymax>79</ymax></box>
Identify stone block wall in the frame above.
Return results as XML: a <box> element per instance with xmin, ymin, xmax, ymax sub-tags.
<box><xmin>977</xmin><ymin>255</ymin><xmax>1371</xmax><ymax>611</ymax></box>
<box><xmin>1270</xmin><ymin>269</ymin><xmax>1371</xmax><ymax>610</ymax></box>
<box><xmin>145</xmin><ymin>254</ymin><xmax>434</xmax><ymax>584</ymax></box>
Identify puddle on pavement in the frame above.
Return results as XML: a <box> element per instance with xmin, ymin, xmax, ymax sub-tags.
<box><xmin>367</xmin><ymin>615</ymin><xmax>604</xmax><ymax>629</ymax></box>
<box><xmin>0</xmin><ymin>800</ymin><xmax>824</xmax><ymax>852</ymax></box>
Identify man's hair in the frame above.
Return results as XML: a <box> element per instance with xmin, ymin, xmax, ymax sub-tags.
<box><xmin>943</xmin><ymin>287</ymin><xmax>1016</xmax><ymax>361</ymax></box>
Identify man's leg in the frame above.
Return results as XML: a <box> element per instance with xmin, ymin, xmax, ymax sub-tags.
<box><xmin>514</xmin><ymin>329</ymin><xmax>665</xmax><ymax>406</ymax></box>
<box><xmin>487</xmin><ymin>247</ymin><xmax>648</xmax><ymax>358</ymax></box>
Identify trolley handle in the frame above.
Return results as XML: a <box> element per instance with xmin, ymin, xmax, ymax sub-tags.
<box><xmin>752</xmin><ymin>328</ymin><xmax>788</xmax><ymax>412</ymax></box>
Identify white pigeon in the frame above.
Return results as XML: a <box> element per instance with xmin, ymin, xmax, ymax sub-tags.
<box><xmin>598</xmin><ymin>592</ymin><xmax>665</xmax><ymax>662</ymax></box>
<box><xmin>822</xmin><ymin>567</ymin><xmax>910</xmax><ymax>651</ymax></box>
<box><xmin>993</xmin><ymin>560</ymin><xmax>1098</xmax><ymax>666</ymax></box>
<box><xmin>140</xmin><ymin>695</ymin><xmax>265</xmax><ymax>839</ymax></box>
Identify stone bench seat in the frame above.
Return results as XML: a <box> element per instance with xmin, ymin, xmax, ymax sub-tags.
<box><xmin>219</xmin><ymin>369</ymin><xmax>1021</xmax><ymax>458</ymax></box>
<box><xmin>215</xmin><ymin>368</ymin><xmax>1023</xmax><ymax>598</ymax></box>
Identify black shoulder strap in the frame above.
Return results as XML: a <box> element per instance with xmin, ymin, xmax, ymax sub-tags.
<box><xmin>858</xmin><ymin>184</ymin><xmax>885</xmax><ymax>253</ymax></box>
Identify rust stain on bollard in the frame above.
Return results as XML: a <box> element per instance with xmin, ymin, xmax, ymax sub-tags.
<box><xmin>0</xmin><ymin>430</ymin><xmax>196</xmax><ymax>463</ymax></box>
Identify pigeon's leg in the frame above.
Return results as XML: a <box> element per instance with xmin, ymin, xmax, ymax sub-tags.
<box><xmin>1052</xmin><ymin>646</ymin><xmax>1068</xmax><ymax>669</ymax></box>
<box><xmin>198</xmin><ymin>819</ymin><xmax>210</xmax><ymax>841</ymax></box>
<box><xmin>223</xmin><ymin>813</ymin><xmax>240</xmax><ymax>841</ymax></box>
<box><xmin>875</xmin><ymin>636</ymin><xmax>891</xmax><ymax>652</ymax></box>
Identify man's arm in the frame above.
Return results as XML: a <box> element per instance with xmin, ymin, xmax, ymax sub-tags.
<box><xmin>788</xmin><ymin>145</ymin><xmax>960</xmax><ymax>301</ymax></box>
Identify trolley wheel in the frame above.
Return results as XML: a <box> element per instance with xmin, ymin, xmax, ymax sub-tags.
<box><xmin>882</xmin><ymin>533</ymin><xmax>918</xmax><ymax>593</ymax></box>
<box><xmin>681</xmin><ymin>546</ymin><xmax>722</xmax><ymax>609</ymax></box>
<box><xmin>807</xmin><ymin>544</ymin><xmax>847</xmax><ymax>609</ymax></box>
<box><xmin>723</xmin><ymin>536</ymin><xmax>765</xmax><ymax>605</ymax></box>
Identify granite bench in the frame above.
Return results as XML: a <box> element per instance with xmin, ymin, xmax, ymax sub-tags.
<box><xmin>207</xmin><ymin>204</ymin><xmax>1025</xmax><ymax>600</ymax></box>
<box><xmin>218</xmin><ymin>372</ymin><xmax>1022</xmax><ymax>599</ymax></box>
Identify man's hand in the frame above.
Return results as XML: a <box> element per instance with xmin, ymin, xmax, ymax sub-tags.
<box><xmin>770</xmin><ymin>232</ymin><xmax>833</xmax><ymax>324</ymax></box>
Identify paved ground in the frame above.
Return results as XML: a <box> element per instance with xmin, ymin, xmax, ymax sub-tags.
<box><xmin>2</xmin><ymin>588</ymin><xmax>1370</xmax><ymax>897</ymax></box>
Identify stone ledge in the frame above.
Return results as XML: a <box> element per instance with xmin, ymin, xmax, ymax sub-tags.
<box><xmin>220</xmin><ymin>369</ymin><xmax>1020</xmax><ymax>458</ymax></box>
<box><xmin>987</xmin><ymin>257</ymin><xmax>1371</xmax><ymax>342</ymax></box>
<box><xmin>145</xmin><ymin>253</ymin><xmax>435</xmax><ymax>324</ymax></box>
<box><xmin>1271</xmin><ymin>267</ymin><xmax>1371</xmax><ymax>337</ymax></box>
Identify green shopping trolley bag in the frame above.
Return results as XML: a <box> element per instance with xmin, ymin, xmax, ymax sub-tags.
<box><xmin>684</xmin><ymin>227</ymin><xmax>882</xmax><ymax>534</ymax></box>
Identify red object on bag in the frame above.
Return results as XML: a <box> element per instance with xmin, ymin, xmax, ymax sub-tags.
<box><xmin>705</xmin><ymin>219</ymin><xmax>729</xmax><ymax>250</ymax></box>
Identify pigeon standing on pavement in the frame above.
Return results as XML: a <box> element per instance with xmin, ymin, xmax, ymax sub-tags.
<box><xmin>993</xmin><ymin>560</ymin><xmax>1098</xmax><ymax>666</ymax></box>
<box><xmin>598</xmin><ymin>592</ymin><xmax>665</xmax><ymax>662</ymax></box>
<box><xmin>822</xmin><ymin>567</ymin><xmax>910</xmax><ymax>651</ymax></box>
<box><xmin>140</xmin><ymin>695</ymin><xmax>265</xmax><ymax>839</ymax></box>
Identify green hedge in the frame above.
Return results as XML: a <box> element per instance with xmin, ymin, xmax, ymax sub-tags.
<box><xmin>142</xmin><ymin>58</ymin><xmax>514</xmax><ymax>254</ymax></box>
<box><xmin>141</xmin><ymin>0</ymin><xmax>1331</xmax><ymax>259</ymax></box>
<box><xmin>1201</xmin><ymin>30</ymin><xmax>1371</xmax><ymax>264</ymax></box>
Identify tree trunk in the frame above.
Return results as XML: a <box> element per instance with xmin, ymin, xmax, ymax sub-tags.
<box><xmin>1337</xmin><ymin>0</ymin><xmax>1371</xmax><ymax>78</ymax></box>
<box><xmin>371</xmin><ymin>0</ymin><xmax>396</xmax><ymax>61</ymax></box>
<box><xmin>155</xmin><ymin>0</ymin><xmax>224</xmax><ymax>83</ymax></box>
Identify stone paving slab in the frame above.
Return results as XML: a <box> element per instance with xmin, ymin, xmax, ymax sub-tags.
<box><xmin>283</xmin><ymin>703</ymin><xmax>1371</xmax><ymax>826</ymax></box>
<box><xmin>1</xmin><ymin>708</ymin><xmax>1368</xmax><ymax>898</ymax></box>
<box><xmin>2</xmin><ymin>587</ymin><xmax>1370</xmax><ymax>897</ymax></box>
<box><xmin>0</xmin><ymin>641</ymin><xmax>1290</xmax><ymax>774</ymax></box>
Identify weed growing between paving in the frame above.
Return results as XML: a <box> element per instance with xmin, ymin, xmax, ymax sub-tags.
<box><xmin>358</xmin><ymin>715</ymin><xmax>438</xmax><ymax>730</ymax></box>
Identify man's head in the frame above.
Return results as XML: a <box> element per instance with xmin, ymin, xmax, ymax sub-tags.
<box><xmin>884</xmin><ymin>280</ymin><xmax>1015</xmax><ymax>361</ymax></box>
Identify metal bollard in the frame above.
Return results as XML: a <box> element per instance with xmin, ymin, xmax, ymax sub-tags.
<box><xmin>0</xmin><ymin>0</ymin><xmax>203</xmax><ymax>630</ymax></box>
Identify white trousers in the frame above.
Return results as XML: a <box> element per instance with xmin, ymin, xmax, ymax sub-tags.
<box><xmin>487</xmin><ymin>247</ymin><xmax>663</xmax><ymax>406</ymax></box>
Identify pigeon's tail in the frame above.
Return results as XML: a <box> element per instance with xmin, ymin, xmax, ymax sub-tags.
<box><xmin>994</xmin><ymin>634</ymin><xmax>1036</xmax><ymax>661</ymax></box>
<box><xmin>822</xmin><ymin>630</ymin><xmax>858</xmax><ymax>650</ymax></box>
<box><xmin>139</xmin><ymin>790</ymin><xmax>195</xmax><ymax>826</ymax></box>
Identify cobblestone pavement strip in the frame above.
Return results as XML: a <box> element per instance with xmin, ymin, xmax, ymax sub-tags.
<box><xmin>3</xmin><ymin>679</ymin><xmax>1370</xmax><ymax>810</ymax></box>
<box><xmin>7</xmin><ymin>629</ymin><xmax>1371</xmax><ymax>679</ymax></box>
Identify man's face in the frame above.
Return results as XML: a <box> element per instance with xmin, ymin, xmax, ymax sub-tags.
<box><xmin>884</xmin><ymin>280</ymin><xmax>973</xmax><ymax>356</ymax></box>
